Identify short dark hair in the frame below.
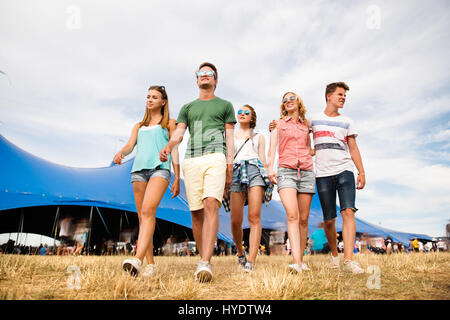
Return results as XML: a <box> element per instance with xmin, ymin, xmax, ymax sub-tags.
<box><xmin>198</xmin><ymin>62</ymin><xmax>218</xmax><ymax>80</ymax></box>
<box><xmin>325</xmin><ymin>82</ymin><xmax>349</xmax><ymax>102</ymax></box>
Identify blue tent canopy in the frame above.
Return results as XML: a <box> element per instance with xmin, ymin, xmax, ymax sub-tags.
<box><xmin>0</xmin><ymin>134</ymin><xmax>432</xmax><ymax>245</ymax></box>
<box><xmin>0</xmin><ymin>134</ymin><xmax>212</xmax><ymax>239</ymax></box>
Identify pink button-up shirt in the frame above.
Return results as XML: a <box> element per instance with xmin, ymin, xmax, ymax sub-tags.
<box><xmin>278</xmin><ymin>116</ymin><xmax>313</xmax><ymax>173</ymax></box>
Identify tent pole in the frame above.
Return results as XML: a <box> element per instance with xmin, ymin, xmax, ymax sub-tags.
<box><xmin>87</xmin><ymin>206</ymin><xmax>93</xmax><ymax>256</ymax></box>
<box><xmin>124</xmin><ymin>211</ymin><xmax>129</xmax><ymax>226</ymax></box>
<box><xmin>119</xmin><ymin>214</ymin><xmax>123</xmax><ymax>242</ymax></box>
<box><xmin>95</xmin><ymin>207</ymin><xmax>110</xmax><ymax>235</ymax></box>
<box><xmin>16</xmin><ymin>209</ymin><xmax>24</xmax><ymax>245</ymax></box>
<box><xmin>52</xmin><ymin>206</ymin><xmax>60</xmax><ymax>248</ymax></box>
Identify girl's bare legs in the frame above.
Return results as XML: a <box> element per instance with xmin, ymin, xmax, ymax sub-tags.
<box><xmin>133</xmin><ymin>177</ymin><xmax>169</xmax><ymax>264</ymax></box>
<box><xmin>279</xmin><ymin>188</ymin><xmax>302</xmax><ymax>265</ymax></box>
<box><xmin>132</xmin><ymin>181</ymin><xmax>152</xmax><ymax>263</ymax></box>
<box><xmin>230</xmin><ymin>192</ymin><xmax>246</xmax><ymax>257</ymax></box>
<box><xmin>297</xmin><ymin>193</ymin><xmax>313</xmax><ymax>264</ymax></box>
<box><xmin>247</xmin><ymin>186</ymin><xmax>264</xmax><ymax>264</ymax></box>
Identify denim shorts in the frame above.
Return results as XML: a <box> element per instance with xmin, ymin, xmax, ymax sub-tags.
<box><xmin>229</xmin><ymin>163</ymin><xmax>265</xmax><ymax>192</ymax></box>
<box><xmin>276</xmin><ymin>167</ymin><xmax>316</xmax><ymax>194</ymax></box>
<box><xmin>131</xmin><ymin>167</ymin><xmax>171</xmax><ymax>183</ymax></box>
<box><xmin>316</xmin><ymin>170</ymin><xmax>358</xmax><ymax>221</ymax></box>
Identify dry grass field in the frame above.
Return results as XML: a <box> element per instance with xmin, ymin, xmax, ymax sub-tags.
<box><xmin>0</xmin><ymin>252</ymin><xmax>449</xmax><ymax>300</ymax></box>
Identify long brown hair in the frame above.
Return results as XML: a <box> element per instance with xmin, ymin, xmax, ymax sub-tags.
<box><xmin>241</xmin><ymin>104</ymin><xmax>256</xmax><ymax>129</ymax></box>
<box><xmin>279</xmin><ymin>92</ymin><xmax>308</xmax><ymax>127</ymax></box>
<box><xmin>139</xmin><ymin>86</ymin><xmax>170</xmax><ymax>129</ymax></box>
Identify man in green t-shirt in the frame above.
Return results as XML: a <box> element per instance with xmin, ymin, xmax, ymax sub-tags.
<box><xmin>160</xmin><ymin>62</ymin><xmax>236</xmax><ymax>282</ymax></box>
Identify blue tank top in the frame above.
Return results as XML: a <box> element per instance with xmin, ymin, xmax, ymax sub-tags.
<box><xmin>131</xmin><ymin>125</ymin><xmax>171</xmax><ymax>173</ymax></box>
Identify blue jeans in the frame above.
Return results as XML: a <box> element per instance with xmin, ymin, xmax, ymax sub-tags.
<box><xmin>316</xmin><ymin>170</ymin><xmax>358</xmax><ymax>221</ymax></box>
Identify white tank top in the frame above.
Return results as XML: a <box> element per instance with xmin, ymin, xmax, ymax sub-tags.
<box><xmin>234</xmin><ymin>133</ymin><xmax>260</xmax><ymax>163</ymax></box>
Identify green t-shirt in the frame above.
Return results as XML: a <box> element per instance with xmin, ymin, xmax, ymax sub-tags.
<box><xmin>177</xmin><ymin>97</ymin><xmax>236</xmax><ymax>158</ymax></box>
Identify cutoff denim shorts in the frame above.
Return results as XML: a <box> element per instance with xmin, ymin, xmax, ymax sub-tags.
<box><xmin>276</xmin><ymin>167</ymin><xmax>316</xmax><ymax>194</ymax></box>
<box><xmin>131</xmin><ymin>167</ymin><xmax>171</xmax><ymax>183</ymax></box>
<box><xmin>316</xmin><ymin>170</ymin><xmax>358</xmax><ymax>221</ymax></box>
<box><xmin>229</xmin><ymin>163</ymin><xmax>266</xmax><ymax>192</ymax></box>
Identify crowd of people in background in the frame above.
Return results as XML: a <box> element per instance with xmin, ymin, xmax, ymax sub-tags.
<box><xmin>1</xmin><ymin>232</ymin><xmax>448</xmax><ymax>257</ymax></box>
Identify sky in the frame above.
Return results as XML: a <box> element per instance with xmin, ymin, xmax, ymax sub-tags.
<box><xmin>1</xmin><ymin>0</ymin><xmax>449</xmax><ymax>238</ymax></box>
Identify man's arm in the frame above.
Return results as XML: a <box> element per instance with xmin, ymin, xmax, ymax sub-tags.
<box><xmin>168</xmin><ymin>119</ymin><xmax>181</xmax><ymax>198</ymax></box>
<box><xmin>160</xmin><ymin>122</ymin><xmax>186</xmax><ymax>162</ymax></box>
<box><xmin>347</xmin><ymin>135</ymin><xmax>365</xmax><ymax>189</ymax></box>
<box><xmin>224</xmin><ymin>123</ymin><xmax>235</xmax><ymax>197</ymax></box>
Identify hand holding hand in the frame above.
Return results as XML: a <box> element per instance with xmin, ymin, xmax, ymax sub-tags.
<box><xmin>223</xmin><ymin>166</ymin><xmax>233</xmax><ymax>199</ymax></box>
<box><xmin>268</xmin><ymin>169</ymin><xmax>277</xmax><ymax>184</ymax></box>
<box><xmin>159</xmin><ymin>145</ymin><xmax>171</xmax><ymax>162</ymax></box>
<box><xmin>268</xmin><ymin>120</ymin><xmax>277</xmax><ymax>132</ymax></box>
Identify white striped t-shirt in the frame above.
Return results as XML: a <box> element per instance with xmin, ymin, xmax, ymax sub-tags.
<box><xmin>308</xmin><ymin>112</ymin><xmax>357</xmax><ymax>178</ymax></box>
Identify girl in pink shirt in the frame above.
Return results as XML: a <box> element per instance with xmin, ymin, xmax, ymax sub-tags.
<box><xmin>268</xmin><ymin>92</ymin><xmax>315</xmax><ymax>274</ymax></box>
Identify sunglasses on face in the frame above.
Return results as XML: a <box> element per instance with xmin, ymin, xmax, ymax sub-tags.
<box><xmin>282</xmin><ymin>96</ymin><xmax>297</xmax><ymax>104</ymax></box>
<box><xmin>196</xmin><ymin>70</ymin><xmax>215</xmax><ymax>77</ymax></box>
<box><xmin>237</xmin><ymin>109</ymin><xmax>250</xmax><ymax>115</ymax></box>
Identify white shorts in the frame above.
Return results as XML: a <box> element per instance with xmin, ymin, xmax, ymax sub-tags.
<box><xmin>182</xmin><ymin>153</ymin><xmax>226</xmax><ymax>211</ymax></box>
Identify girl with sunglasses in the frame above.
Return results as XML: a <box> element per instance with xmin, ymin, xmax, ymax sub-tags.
<box><xmin>267</xmin><ymin>92</ymin><xmax>315</xmax><ymax>274</ymax></box>
<box><xmin>228</xmin><ymin>104</ymin><xmax>272</xmax><ymax>272</ymax></box>
<box><xmin>113</xmin><ymin>85</ymin><xmax>180</xmax><ymax>277</ymax></box>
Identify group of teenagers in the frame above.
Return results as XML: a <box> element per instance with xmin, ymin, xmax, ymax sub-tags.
<box><xmin>114</xmin><ymin>62</ymin><xmax>366</xmax><ymax>283</ymax></box>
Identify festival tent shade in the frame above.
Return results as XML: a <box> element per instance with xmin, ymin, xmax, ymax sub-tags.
<box><xmin>0</xmin><ymin>134</ymin><xmax>227</xmax><ymax>240</ymax></box>
<box><xmin>0</xmin><ymin>134</ymin><xmax>432</xmax><ymax>245</ymax></box>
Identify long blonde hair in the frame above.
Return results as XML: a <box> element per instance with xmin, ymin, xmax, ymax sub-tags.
<box><xmin>139</xmin><ymin>86</ymin><xmax>170</xmax><ymax>129</ymax></box>
<box><xmin>279</xmin><ymin>92</ymin><xmax>308</xmax><ymax>127</ymax></box>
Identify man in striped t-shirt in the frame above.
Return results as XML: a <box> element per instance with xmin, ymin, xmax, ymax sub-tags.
<box><xmin>308</xmin><ymin>82</ymin><xmax>366</xmax><ymax>274</ymax></box>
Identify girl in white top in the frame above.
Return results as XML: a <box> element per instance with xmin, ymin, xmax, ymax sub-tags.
<box><xmin>229</xmin><ymin>104</ymin><xmax>268</xmax><ymax>272</ymax></box>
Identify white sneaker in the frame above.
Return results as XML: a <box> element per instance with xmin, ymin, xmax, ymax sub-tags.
<box><xmin>243</xmin><ymin>261</ymin><xmax>255</xmax><ymax>273</ymax></box>
<box><xmin>343</xmin><ymin>260</ymin><xmax>364</xmax><ymax>274</ymax></box>
<box><xmin>194</xmin><ymin>260</ymin><xmax>213</xmax><ymax>283</ymax></box>
<box><xmin>329</xmin><ymin>254</ymin><xmax>340</xmax><ymax>269</ymax></box>
<box><xmin>301</xmin><ymin>263</ymin><xmax>310</xmax><ymax>271</ymax></box>
<box><xmin>288</xmin><ymin>264</ymin><xmax>302</xmax><ymax>274</ymax></box>
<box><xmin>141</xmin><ymin>264</ymin><xmax>155</xmax><ymax>277</ymax></box>
<box><xmin>122</xmin><ymin>257</ymin><xmax>142</xmax><ymax>276</ymax></box>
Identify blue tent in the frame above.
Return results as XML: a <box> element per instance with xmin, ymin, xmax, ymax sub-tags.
<box><xmin>0</xmin><ymin>134</ymin><xmax>231</xmax><ymax>242</ymax></box>
<box><xmin>0</xmin><ymin>134</ymin><xmax>432</xmax><ymax>246</ymax></box>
